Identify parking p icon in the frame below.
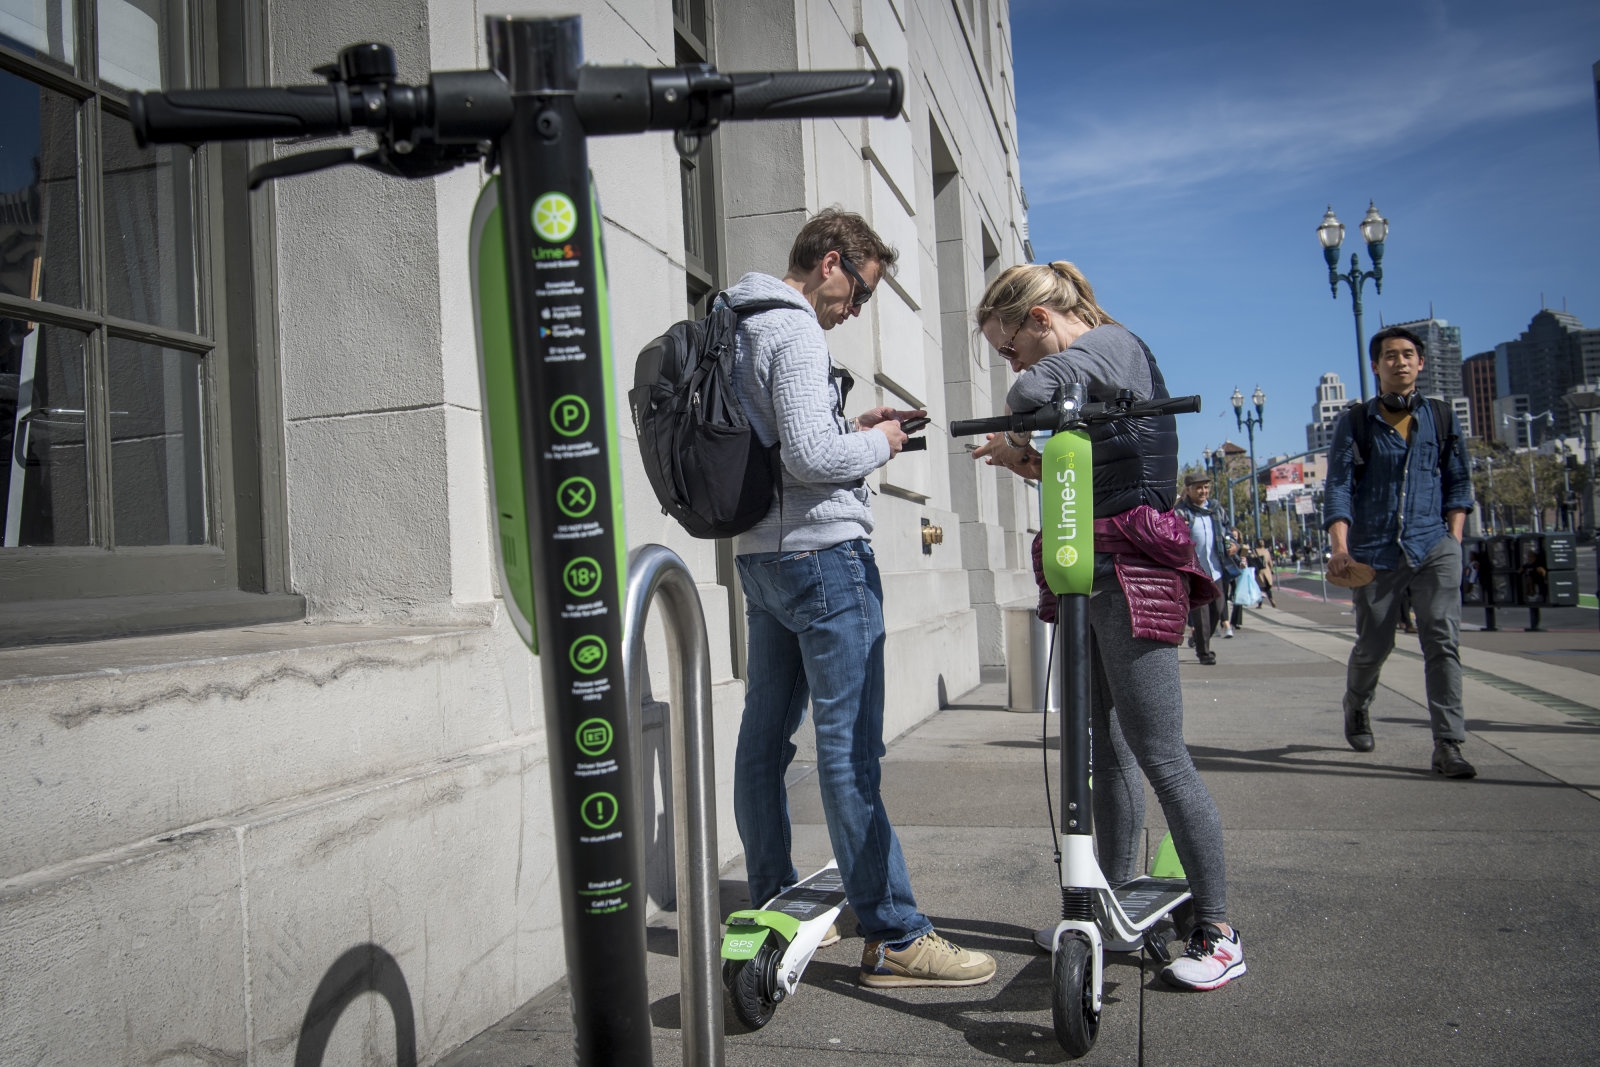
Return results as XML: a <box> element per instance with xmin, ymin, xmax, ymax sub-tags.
<box><xmin>551</xmin><ymin>394</ymin><xmax>590</xmax><ymax>437</ymax></box>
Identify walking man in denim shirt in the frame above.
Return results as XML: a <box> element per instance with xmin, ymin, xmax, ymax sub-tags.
<box><xmin>1323</xmin><ymin>326</ymin><xmax>1477</xmax><ymax>777</ymax></box>
<box><xmin>726</xmin><ymin>209</ymin><xmax>996</xmax><ymax>987</ymax></box>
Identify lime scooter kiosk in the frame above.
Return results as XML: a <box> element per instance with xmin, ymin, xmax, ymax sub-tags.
<box><xmin>130</xmin><ymin>18</ymin><xmax>900</xmax><ymax>1066</ymax></box>
<box><xmin>951</xmin><ymin>388</ymin><xmax>1201</xmax><ymax>1059</ymax></box>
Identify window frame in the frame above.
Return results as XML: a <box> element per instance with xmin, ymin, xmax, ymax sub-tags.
<box><xmin>0</xmin><ymin>1</ymin><xmax>298</xmax><ymax>643</ymax></box>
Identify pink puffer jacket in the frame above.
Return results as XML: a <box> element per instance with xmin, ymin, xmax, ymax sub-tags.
<box><xmin>1031</xmin><ymin>506</ymin><xmax>1221</xmax><ymax>643</ymax></box>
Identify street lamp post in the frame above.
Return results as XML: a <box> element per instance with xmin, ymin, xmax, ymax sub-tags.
<box><xmin>1232</xmin><ymin>386</ymin><xmax>1266</xmax><ymax>545</ymax></box>
<box><xmin>1502</xmin><ymin>410</ymin><xmax>1554</xmax><ymax>532</ymax></box>
<box><xmin>1202</xmin><ymin>445</ymin><xmax>1231</xmax><ymax>528</ymax></box>
<box><xmin>1317</xmin><ymin>202</ymin><xmax>1388</xmax><ymax>403</ymax></box>
<box><xmin>1563</xmin><ymin>389</ymin><xmax>1600</xmax><ymax>539</ymax></box>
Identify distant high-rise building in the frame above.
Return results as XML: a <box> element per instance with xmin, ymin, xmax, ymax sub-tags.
<box><xmin>1388</xmin><ymin>315</ymin><xmax>1463</xmax><ymax>399</ymax></box>
<box><xmin>1463</xmin><ymin>351</ymin><xmax>1496</xmax><ymax>442</ymax></box>
<box><xmin>1306</xmin><ymin>371</ymin><xmax>1348</xmax><ymax>452</ymax></box>
<box><xmin>1493</xmin><ymin>309</ymin><xmax>1600</xmax><ymax>441</ymax></box>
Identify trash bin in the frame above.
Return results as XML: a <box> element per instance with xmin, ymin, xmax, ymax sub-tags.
<box><xmin>1005</xmin><ymin>604</ymin><xmax>1061</xmax><ymax>713</ymax></box>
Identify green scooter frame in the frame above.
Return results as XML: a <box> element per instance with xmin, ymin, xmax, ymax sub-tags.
<box><xmin>951</xmin><ymin>387</ymin><xmax>1201</xmax><ymax>1058</ymax></box>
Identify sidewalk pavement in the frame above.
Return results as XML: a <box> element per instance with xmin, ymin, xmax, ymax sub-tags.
<box><xmin>442</xmin><ymin>595</ymin><xmax>1600</xmax><ymax>1066</ymax></box>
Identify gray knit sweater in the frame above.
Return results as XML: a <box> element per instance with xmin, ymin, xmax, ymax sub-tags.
<box><xmin>724</xmin><ymin>272</ymin><xmax>890</xmax><ymax>554</ymax></box>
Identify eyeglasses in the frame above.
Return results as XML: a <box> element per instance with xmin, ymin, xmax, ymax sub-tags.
<box><xmin>996</xmin><ymin>320</ymin><xmax>1025</xmax><ymax>360</ymax></box>
<box><xmin>837</xmin><ymin>254</ymin><xmax>873</xmax><ymax>308</ymax></box>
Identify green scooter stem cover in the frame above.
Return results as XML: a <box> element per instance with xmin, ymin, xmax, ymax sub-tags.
<box><xmin>470</xmin><ymin>177</ymin><xmax>538</xmax><ymax>651</ymax></box>
<box><xmin>1149</xmin><ymin>831</ymin><xmax>1187</xmax><ymax>879</ymax></box>
<box><xmin>1040</xmin><ymin>429</ymin><xmax>1094</xmax><ymax>596</ymax></box>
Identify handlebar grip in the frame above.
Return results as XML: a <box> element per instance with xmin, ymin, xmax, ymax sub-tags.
<box><xmin>949</xmin><ymin>415</ymin><xmax>1016</xmax><ymax>438</ymax></box>
<box><xmin>1128</xmin><ymin>395</ymin><xmax>1202</xmax><ymax>417</ymax></box>
<box><xmin>727</xmin><ymin>69</ymin><xmax>902</xmax><ymax>120</ymax></box>
<box><xmin>130</xmin><ymin>85</ymin><xmax>355</xmax><ymax>147</ymax></box>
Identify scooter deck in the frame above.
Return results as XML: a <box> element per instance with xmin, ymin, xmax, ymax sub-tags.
<box><xmin>764</xmin><ymin>863</ymin><xmax>847</xmax><ymax>921</ymax></box>
<box><xmin>1111</xmin><ymin>877</ymin><xmax>1189</xmax><ymax>926</ymax></box>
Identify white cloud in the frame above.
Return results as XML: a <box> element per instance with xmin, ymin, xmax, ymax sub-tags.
<box><xmin>1020</xmin><ymin>27</ymin><xmax>1585</xmax><ymax>205</ymax></box>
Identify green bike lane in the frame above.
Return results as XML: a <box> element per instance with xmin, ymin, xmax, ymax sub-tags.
<box><xmin>443</xmin><ymin>595</ymin><xmax>1600</xmax><ymax>1065</ymax></box>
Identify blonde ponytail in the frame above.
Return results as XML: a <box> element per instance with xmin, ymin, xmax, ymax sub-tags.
<box><xmin>975</xmin><ymin>260</ymin><xmax>1117</xmax><ymax>331</ymax></box>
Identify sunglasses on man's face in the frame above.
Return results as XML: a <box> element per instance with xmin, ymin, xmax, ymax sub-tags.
<box><xmin>837</xmin><ymin>254</ymin><xmax>873</xmax><ymax>308</ymax></box>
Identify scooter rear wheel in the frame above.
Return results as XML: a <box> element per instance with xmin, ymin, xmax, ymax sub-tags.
<box><xmin>724</xmin><ymin>941</ymin><xmax>781</xmax><ymax>1029</ymax></box>
<box><xmin>1052</xmin><ymin>936</ymin><xmax>1100</xmax><ymax>1057</ymax></box>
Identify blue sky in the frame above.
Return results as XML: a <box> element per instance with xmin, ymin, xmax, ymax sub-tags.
<box><xmin>1010</xmin><ymin>0</ymin><xmax>1600</xmax><ymax>464</ymax></box>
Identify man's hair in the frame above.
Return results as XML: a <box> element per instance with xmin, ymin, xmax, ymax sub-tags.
<box><xmin>1368</xmin><ymin>325</ymin><xmax>1425</xmax><ymax>364</ymax></box>
<box><xmin>788</xmin><ymin>207</ymin><xmax>898</xmax><ymax>276</ymax></box>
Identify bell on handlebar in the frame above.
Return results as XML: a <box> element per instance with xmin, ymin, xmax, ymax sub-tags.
<box><xmin>311</xmin><ymin>43</ymin><xmax>398</xmax><ymax>87</ymax></box>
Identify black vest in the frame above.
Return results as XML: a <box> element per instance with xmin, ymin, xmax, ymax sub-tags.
<box><xmin>1089</xmin><ymin>334</ymin><xmax>1177</xmax><ymax>517</ymax></box>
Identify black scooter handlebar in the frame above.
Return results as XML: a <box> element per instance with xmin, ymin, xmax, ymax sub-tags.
<box><xmin>949</xmin><ymin>394</ymin><xmax>1202</xmax><ymax>438</ymax></box>
<box><xmin>133</xmin><ymin>58</ymin><xmax>901</xmax><ymax>147</ymax></box>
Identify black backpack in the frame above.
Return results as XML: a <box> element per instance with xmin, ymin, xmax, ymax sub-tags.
<box><xmin>628</xmin><ymin>294</ymin><xmax>791</xmax><ymax>538</ymax></box>
<box><xmin>1345</xmin><ymin>396</ymin><xmax>1460</xmax><ymax>479</ymax></box>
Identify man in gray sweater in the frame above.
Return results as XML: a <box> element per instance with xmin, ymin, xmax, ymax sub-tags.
<box><xmin>726</xmin><ymin>208</ymin><xmax>995</xmax><ymax>989</ymax></box>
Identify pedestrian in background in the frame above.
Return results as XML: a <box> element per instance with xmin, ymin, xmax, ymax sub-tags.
<box><xmin>1176</xmin><ymin>472</ymin><xmax>1226</xmax><ymax>665</ymax></box>
<box><xmin>1253</xmin><ymin>542</ymin><xmax>1276</xmax><ymax>608</ymax></box>
<box><xmin>1224</xmin><ymin>536</ymin><xmax>1247</xmax><ymax>634</ymax></box>
<box><xmin>1324</xmin><ymin>325</ymin><xmax>1476</xmax><ymax>778</ymax></box>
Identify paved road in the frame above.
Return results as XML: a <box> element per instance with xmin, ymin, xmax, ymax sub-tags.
<box><xmin>441</xmin><ymin>586</ymin><xmax>1600</xmax><ymax>1066</ymax></box>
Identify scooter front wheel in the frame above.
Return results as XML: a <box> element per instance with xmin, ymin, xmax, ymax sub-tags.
<box><xmin>724</xmin><ymin>941</ymin><xmax>782</xmax><ymax>1029</ymax></box>
<box><xmin>1052</xmin><ymin>936</ymin><xmax>1100</xmax><ymax>1058</ymax></box>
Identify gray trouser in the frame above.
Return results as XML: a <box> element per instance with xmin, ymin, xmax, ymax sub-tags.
<box><xmin>1090</xmin><ymin>587</ymin><xmax>1228</xmax><ymax>925</ymax></box>
<box><xmin>1346</xmin><ymin>536</ymin><xmax>1466</xmax><ymax>742</ymax></box>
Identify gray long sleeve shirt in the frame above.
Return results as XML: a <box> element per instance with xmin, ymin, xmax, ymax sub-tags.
<box><xmin>724</xmin><ymin>272</ymin><xmax>889</xmax><ymax>554</ymax></box>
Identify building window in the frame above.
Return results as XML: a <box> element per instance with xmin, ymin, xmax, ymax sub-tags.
<box><xmin>674</xmin><ymin>0</ymin><xmax>721</xmax><ymax>317</ymax></box>
<box><xmin>0</xmin><ymin>2</ymin><xmax>291</xmax><ymax>641</ymax></box>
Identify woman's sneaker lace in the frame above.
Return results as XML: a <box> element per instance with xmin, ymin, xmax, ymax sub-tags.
<box><xmin>1160</xmin><ymin>923</ymin><xmax>1245</xmax><ymax>991</ymax></box>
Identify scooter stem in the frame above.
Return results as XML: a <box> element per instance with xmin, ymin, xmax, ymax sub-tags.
<box><xmin>1058</xmin><ymin>592</ymin><xmax>1093</xmax><ymax>841</ymax></box>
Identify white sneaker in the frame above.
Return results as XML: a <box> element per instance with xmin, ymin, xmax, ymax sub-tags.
<box><xmin>1161</xmin><ymin>923</ymin><xmax>1245</xmax><ymax>991</ymax></box>
<box><xmin>1220</xmin><ymin>623</ymin><xmax>1235</xmax><ymax>639</ymax></box>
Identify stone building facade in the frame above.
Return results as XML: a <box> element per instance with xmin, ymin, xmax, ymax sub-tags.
<box><xmin>0</xmin><ymin>1</ymin><xmax>1033</xmax><ymax>1062</ymax></box>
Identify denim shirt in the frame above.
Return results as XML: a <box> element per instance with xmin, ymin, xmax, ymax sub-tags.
<box><xmin>1322</xmin><ymin>398</ymin><xmax>1474</xmax><ymax>570</ymax></box>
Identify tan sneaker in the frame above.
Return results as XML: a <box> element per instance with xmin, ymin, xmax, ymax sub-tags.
<box><xmin>859</xmin><ymin>932</ymin><xmax>995</xmax><ymax>987</ymax></box>
<box><xmin>819</xmin><ymin>923</ymin><xmax>841</xmax><ymax>948</ymax></box>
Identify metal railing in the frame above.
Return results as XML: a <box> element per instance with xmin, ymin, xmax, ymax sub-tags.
<box><xmin>622</xmin><ymin>544</ymin><xmax>722</xmax><ymax>1067</ymax></box>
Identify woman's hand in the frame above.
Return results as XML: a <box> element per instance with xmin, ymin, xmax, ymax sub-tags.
<box><xmin>972</xmin><ymin>433</ymin><xmax>1042</xmax><ymax>479</ymax></box>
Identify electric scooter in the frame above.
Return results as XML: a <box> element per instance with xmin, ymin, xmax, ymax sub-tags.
<box><xmin>720</xmin><ymin>861</ymin><xmax>847</xmax><ymax>1028</ymax></box>
<box><xmin>129</xmin><ymin>23</ymin><xmax>900</xmax><ymax>1067</ymax></box>
<box><xmin>951</xmin><ymin>385</ymin><xmax>1202</xmax><ymax>1058</ymax></box>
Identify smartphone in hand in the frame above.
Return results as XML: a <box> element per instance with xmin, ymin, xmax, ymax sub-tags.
<box><xmin>900</xmin><ymin>416</ymin><xmax>930</xmax><ymax>434</ymax></box>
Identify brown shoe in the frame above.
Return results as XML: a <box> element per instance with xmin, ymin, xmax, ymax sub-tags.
<box><xmin>859</xmin><ymin>932</ymin><xmax>995</xmax><ymax>988</ymax></box>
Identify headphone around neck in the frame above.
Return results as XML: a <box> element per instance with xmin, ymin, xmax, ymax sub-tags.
<box><xmin>1378</xmin><ymin>390</ymin><xmax>1422</xmax><ymax>413</ymax></box>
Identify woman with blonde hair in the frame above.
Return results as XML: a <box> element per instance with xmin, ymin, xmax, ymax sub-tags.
<box><xmin>971</xmin><ymin>261</ymin><xmax>1245</xmax><ymax>991</ymax></box>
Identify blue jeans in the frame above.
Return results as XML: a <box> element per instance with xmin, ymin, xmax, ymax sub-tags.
<box><xmin>733</xmin><ymin>540</ymin><xmax>931</xmax><ymax>945</ymax></box>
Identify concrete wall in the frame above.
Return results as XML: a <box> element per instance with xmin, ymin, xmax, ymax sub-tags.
<box><xmin>0</xmin><ymin>0</ymin><xmax>1031</xmax><ymax>1062</ymax></box>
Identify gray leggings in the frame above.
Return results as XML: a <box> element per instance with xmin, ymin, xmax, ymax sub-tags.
<box><xmin>1088</xmin><ymin>586</ymin><xmax>1228</xmax><ymax>925</ymax></box>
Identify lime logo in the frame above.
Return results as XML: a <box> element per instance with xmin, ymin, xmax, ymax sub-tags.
<box><xmin>575</xmin><ymin>717</ymin><xmax>613</xmax><ymax>757</ymax></box>
<box><xmin>551</xmin><ymin>395</ymin><xmax>590</xmax><ymax>437</ymax></box>
<box><xmin>1056</xmin><ymin>545</ymin><xmax>1079</xmax><ymax>567</ymax></box>
<box><xmin>563</xmin><ymin>556</ymin><xmax>603</xmax><ymax>598</ymax></box>
<box><xmin>532</xmin><ymin>192</ymin><xmax>577</xmax><ymax>242</ymax></box>
<box><xmin>580</xmin><ymin>791</ymin><xmax>618</xmax><ymax>830</ymax></box>
<box><xmin>557</xmin><ymin>476</ymin><xmax>596</xmax><ymax>518</ymax></box>
<box><xmin>570</xmin><ymin>635</ymin><xmax>608</xmax><ymax>674</ymax></box>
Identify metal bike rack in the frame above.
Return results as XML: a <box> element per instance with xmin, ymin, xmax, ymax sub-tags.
<box><xmin>622</xmin><ymin>544</ymin><xmax>722</xmax><ymax>1067</ymax></box>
